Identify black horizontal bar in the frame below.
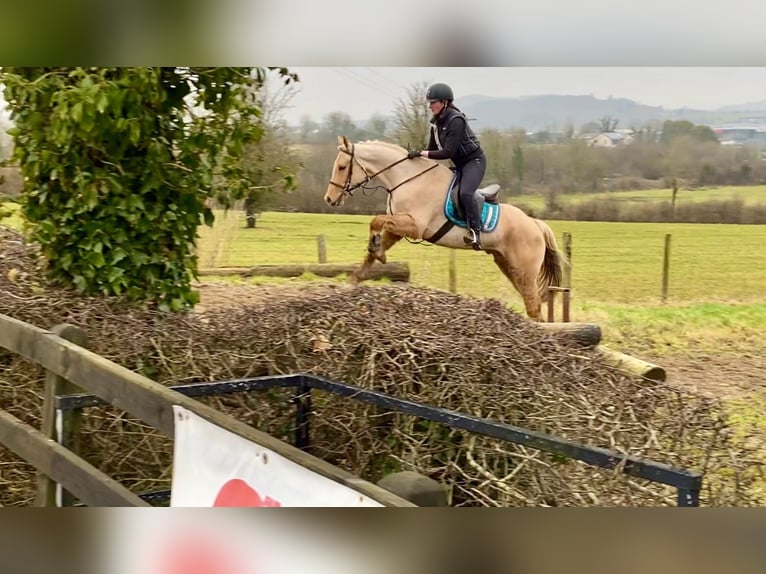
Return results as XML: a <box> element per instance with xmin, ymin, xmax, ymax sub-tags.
<box><xmin>304</xmin><ymin>375</ymin><xmax>703</xmax><ymax>491</ymax></box>
<box><xmin>73</xmin><ymin>488</ymin><xmax>172</xmax><ymax>507</ymax></box>
<box><xmin>55</xmin><ymin>371</ymin><xmax>702</xmax><ymax>494</ymax></box>
<box><xmin>55</xmin><ymin>374</ymin><xmax>303</xmax><ymax>410</ymax></box>
<box><xmin>139</xmin><ymin>489</ymin><xmax>172</xmax><ymax>505</ymax></box>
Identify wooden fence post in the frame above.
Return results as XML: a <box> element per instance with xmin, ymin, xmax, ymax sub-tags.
<box><xmin>36</xmin><ymin>324</ymin><xmax>89</xmax><ymax>507</ymax></box>
<box><xmin>562</xmin><ymin>231</ymin><xmax>572</xmax><ymax>322</ymax></box>
<box><xmin>317</xmin><ymin>235</ymin><xmax>327</xmax><ymax>264</ymax></box>
<box><xmin>448</xmin><ymin>251</ymin><xmax>457</xmax><ymax>294</ymax></box>
<box><xmin>546</xmin><ymin>289</ymin><xmax>554</xmax><ymax>322</ymax></box>
<box><xmin>662</xmin><ymin>233</ymin><xmax>671</xmax><ymax>303</ymax></box>
<box><xmin>563</xmin><ymin>232</ymin><xmax>572</xmax><ymax>289</ymax></box>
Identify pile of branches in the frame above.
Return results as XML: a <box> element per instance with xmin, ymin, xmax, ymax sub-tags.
<box><xmin>0</xmin><ymin>226</ymin><xmax>762</xmax><ymax>506</ymax></box>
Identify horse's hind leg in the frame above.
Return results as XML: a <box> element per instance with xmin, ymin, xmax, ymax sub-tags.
<box><xmin>491</xmin><ymin>252</ymin><xmax>543</xmax><ymax>321</ymax></box>
<box><xmin>517</xmin><ymin>275</ymin><xmax>543</xmax><ymax>322</ymax></box>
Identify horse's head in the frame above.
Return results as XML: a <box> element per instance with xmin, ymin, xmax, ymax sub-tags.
<box><xmin>324</xmin><ymin>135</ymin><xmax>369</xmax><ymax>207</ymax></box>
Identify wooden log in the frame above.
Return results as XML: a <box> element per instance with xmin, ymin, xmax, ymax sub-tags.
<box><xmin>596</xmin><ymin>345</ymin><xmax>666</xmax><ymax>382</ymax></box>
<box><xmin>0</xmin><ymin>314</ymin><xmax>415</xmax><ymax>507</ymax></box>
<box><xmin>199</xmin><ymin>262</ymin><xmax>410</xmax><ymax>282</ymax></box>
<box><xmin>538</xmin><ymin>322</ymin><xmax>602</xmax><ymax>348</ymax></box>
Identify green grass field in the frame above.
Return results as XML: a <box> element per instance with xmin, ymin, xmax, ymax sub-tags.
<box><xmin>201</xmin><ymin>211</ymin><xmax>766</xmax><ymax>303</ymax></box>
<box><xmin>5</xmin><ymin>199</ymin><xmax>765</xmax><ymax>356</ymax></box>
<box><xmin>196</xmin><ymin>210</ymin><xmax>766</xmax><ymax>357</ymax></box>
<box><xmin>509</xmin><ymin>184</ymin><xmax>766</xmax><ymax>211</ymax></box>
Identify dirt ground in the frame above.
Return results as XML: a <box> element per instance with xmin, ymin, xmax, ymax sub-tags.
<box><xmin>191</xmin><ymin>280</ymin><xmax>349</xmax><ymax>313</ymax></box>
<box><xmin>193</xmin><ymin>281</ymin><xmax>765</xmax><ymax>401</ymax></box>
<box><xmin>660</xmin><ymin>351</ymin><xmax>766</xmax><ymax>400</ymax></box>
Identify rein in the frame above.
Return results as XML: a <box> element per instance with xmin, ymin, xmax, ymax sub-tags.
<box><xmin>328</xmin><ymin>144</ymin><xmax>438</xmax><ymax>200</ymax></box>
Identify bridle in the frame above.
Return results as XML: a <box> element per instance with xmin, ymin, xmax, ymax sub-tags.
<box><xmin>327</xmin><ymin>143</ymin><xmax>438</xmax><ymax>200</ymax></box>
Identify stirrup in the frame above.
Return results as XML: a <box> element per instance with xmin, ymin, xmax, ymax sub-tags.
<box><xmin>463</xmin><ymin>229</ymin><xmax>482</xmax><ymax>250</ymax></box>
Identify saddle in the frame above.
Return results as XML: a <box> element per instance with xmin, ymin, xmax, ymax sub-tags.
<box><xmin>447</xmin><ymin>169</ymin><xmax>501</xmax><ymax>222</ymax></box>
<box><xmin>425</xmin><ymin>170</ymin><xmax>503</xmax><ymax>244</ymax></box>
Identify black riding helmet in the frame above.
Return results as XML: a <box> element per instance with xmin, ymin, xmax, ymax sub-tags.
<box><xmin>426</xmin><ymin>82</ymin><xmax>454</xmax><ymax>102</ymax></box>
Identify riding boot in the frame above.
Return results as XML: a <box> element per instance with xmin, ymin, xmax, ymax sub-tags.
<box><xmin>462</xmin><ymin>194</ymin><xmax>484</xmax><ymax>251</ymax></box>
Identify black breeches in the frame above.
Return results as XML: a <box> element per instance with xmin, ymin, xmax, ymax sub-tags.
<box><xmin>457</xmin><ymin>154</ymin><xmax>487</xmax><ymax>228</ymax></box>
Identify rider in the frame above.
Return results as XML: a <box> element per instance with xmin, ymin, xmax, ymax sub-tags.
<box><xmin>407</xmin><ymin>82</ymin><xmax>487</xmax><ymax>250</ymax></box>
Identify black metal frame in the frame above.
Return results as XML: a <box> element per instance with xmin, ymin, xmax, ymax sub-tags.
<box><xmin>55</xmin><ymin>373</ymin><xmax>703</xmax><ymax>507</ymax></box>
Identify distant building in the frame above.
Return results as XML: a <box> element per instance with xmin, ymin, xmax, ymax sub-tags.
<box><xmin>712</xmin><ymin>126</ymin><xmax>766</xmax><ymax>148</ymax></box>
<box><xmin>586</xmin><ymin>131</ymin><xmax>634</xmax><ymax>148</ymax></box>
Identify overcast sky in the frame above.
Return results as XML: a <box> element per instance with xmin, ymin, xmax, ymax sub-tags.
<box><xmin>276</xmin><ymin>67</ymin><xmax>766</xmax><ymax>124</ymax></box>
<box><xmin>3</xmin><ymin>67</ymin><xmax>766</xmax><ymax>127</ymax></box>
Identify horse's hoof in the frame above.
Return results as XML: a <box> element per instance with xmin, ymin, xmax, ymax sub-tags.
<box><xmin>368</xmin><ymin>234</ymin><xmax>381</xmax><ymax>253</ymax></box>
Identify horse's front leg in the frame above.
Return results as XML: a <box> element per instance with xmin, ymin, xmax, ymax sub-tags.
<box><xmin>350</xmin><ymin>214</ymin><xmax>418</xmax><ymax>283</ymax></box>
<box><xmin>368</xmin><ymin>214</ymin><xmax>420</xmax><ymax>262</ymax></box>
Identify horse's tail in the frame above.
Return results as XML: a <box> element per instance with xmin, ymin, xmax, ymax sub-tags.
<box><xmin>533</xmin><ymin>218</ymin><xmax>568</xmax><ymax>300</ymax></box>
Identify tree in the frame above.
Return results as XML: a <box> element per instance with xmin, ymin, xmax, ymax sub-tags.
<box><xmin>562</xmin><ymin>121</ymin><xmax>575</xmax><ymax>142</ymax></box>
<box><xmin>365</xmin><ymin>113</ymin><xmax>390</xmax><ymax>141</ymax></box>
<box><xmin>671</xmin><ymin>177</ymin><xmax>678</xmax><ymax>216</ymax></box>
<box><xmin>660</xmin><ymin>120</ymin><xmax>719</xmax><ymax>145</ymax></box>
<box><xmin>320</xmin><ymin>111</ymin><xmax>360</xmax><ymax>142</ymax></box>
<box><xmin>511</xmin><ymin>141</ymin><xmax>524</xmax><ymax>194</ymax></box>
<box><xmin>234</xmin><ymin>76</ymin><xmax>302</xmax><ymax>228</ymax></box>
<box><xmin>392</xmin><ymin>81</ymin><xmax>431</xmax><ymax>149</ymax></box>
<box><xmin>579</xmin><ymin>121</ymin><xmax>601</xmax><ymax>134</ymax></box>
<box><xmin>0</xmin><ymin>66</ymin><xmax>298</xmax><ymax>311</ymax></box>
<box><xmin>632</xmin><ymin>122</ymin><xmax>661</xmax><ymax>144</ymax></box>
<box><xmin>479</xmin><ymin>129</ymin><xmax>512</xmax><ymax>190</ymax></box>
<box><xmin>297</xmin><ymin>114</ymin><xmax>320</xmax><ymax>143</ymax></box>
<box><xmin>599</xmin><ymin>116</ymin><xmax>619</xmax><ymax>132</ymax></box>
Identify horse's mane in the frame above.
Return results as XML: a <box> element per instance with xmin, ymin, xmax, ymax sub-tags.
<box><xmin>356</xmin><ymin>139</ymin><xmax>407</xmax><ymax>153</ymax></box>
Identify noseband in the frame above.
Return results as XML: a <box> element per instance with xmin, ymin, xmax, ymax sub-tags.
<box><xmin>328</xmin><ymin>144</ymin><xmax>438</xmax><ymax>199</ymax></box>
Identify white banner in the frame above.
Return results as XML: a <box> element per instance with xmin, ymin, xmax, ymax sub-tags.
<box><xmin>170</xmin><ymin>405</ymin><xmax>385</xmax><ymax>507</ymax></box>
<box><xmin>101</xmin><ymin>509</ymin><xmax>390</xmax><ymax>574</ymax></box>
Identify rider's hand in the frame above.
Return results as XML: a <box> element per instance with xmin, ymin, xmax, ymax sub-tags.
<box><xmin>407</xmin><ymin>149</ymin><xmax>422</xmax><ymax>159</ymax></box>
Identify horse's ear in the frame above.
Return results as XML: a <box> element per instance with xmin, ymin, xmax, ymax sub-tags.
<box><xmin>337</xmin><ymin>135</ymin><xmax>345</xmax><ymax>147</ymax></box>
<box><xmin>342</xmin><ymin>135</ymin><xmax>351</xmax><ymax>149</ymax></box>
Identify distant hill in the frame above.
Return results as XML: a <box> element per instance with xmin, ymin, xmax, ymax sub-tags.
<box><xmin>718</xmin><ymin>100</ymin><xmax>766</xmax><ymax>112</ymax></box>
<box><xmin>353</xmin><ymin>94</ymin><xmax>766</xmax><ymax>133</ymax></box>
<box><xmin>459</xmin><ymin>94</ymin><xmax>766</xmax><ymax>132</ymax></box>
<box><xmin>460</xmin><ymin>94</ymin><xmax>666</xmax><ymax>131</ymax></box>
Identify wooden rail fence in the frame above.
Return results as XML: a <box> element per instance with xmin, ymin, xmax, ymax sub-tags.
<box><xmin>0</xmin><ymin>313</ymin><xmax>413</xmax><ymax>507</ymax></box>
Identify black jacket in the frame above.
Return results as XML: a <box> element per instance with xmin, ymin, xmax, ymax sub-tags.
<box><xmin>426</xmin><ymin>107</ymin><xmax>483</xmax><ymax>166</ymax></box>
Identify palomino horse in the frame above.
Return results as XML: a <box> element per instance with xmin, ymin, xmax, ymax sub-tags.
<box><xmin>324</xmin><ymin>136</ymin><xmax>568</xmax><ymax>321</ymax></box>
